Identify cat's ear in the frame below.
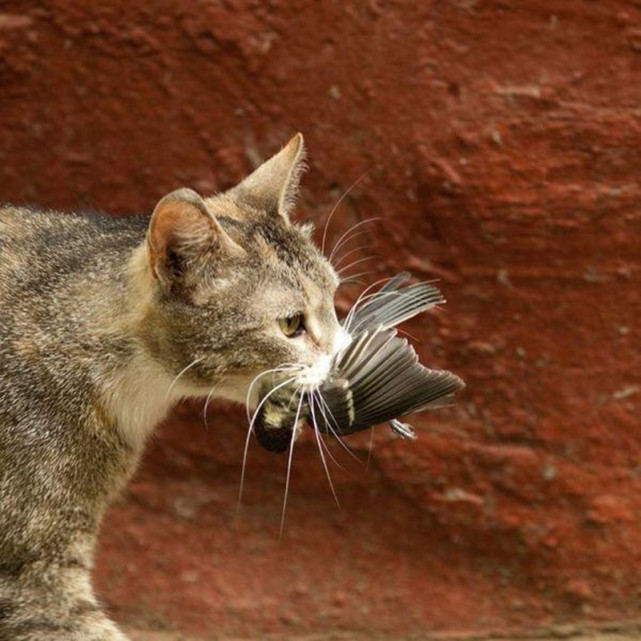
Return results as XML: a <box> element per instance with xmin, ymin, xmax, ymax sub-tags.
<box><xmin>147</xmin><ymin>188</ymin><xmax>243</xmax><ymax>288</ymax></box>
<box><xmin>234</xmin><ymin>133</ymin><xmax>306</xmax><ymax>223</ymax></box>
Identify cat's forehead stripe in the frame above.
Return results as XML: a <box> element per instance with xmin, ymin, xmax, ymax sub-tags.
<box><xmin>301</xmin><ymin>274</ymin><xmax>324</xmax><ymax>307</ymax></box>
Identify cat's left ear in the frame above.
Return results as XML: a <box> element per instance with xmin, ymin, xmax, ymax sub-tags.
<box><xmin>147</xmin><ymin>188</ymin><xmax>244</xmax><ymax>290</ymax></box>
<box><xmin>233</xmin><ymin>133</ymin><xmax>306</xmax><ymax>223</ymax></box>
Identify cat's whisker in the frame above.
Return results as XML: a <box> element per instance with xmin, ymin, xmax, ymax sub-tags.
<box><xmin>328</xmin><ymin>217</ymin><xmax>382</xmax><ymax>266</ymax></box>
<box><xmin>396</xmin><ymin>327</ymin><xmax>421</xmax><ymax>343</ymax></box>
<box><xmin>343</xmin><ymin>296</ymin><xmax>373</xmax><ymax>333</ymax></box>
<box><xmin>347</xmin><ymin>290</ymin><xmax>405</xmax><ymax>332</ymax></box>
<box><xmin>329</xmin><ymin>229</ymin><xmax>372</xmax><ymax>266</ymax></box>
<box><xmin>347</xmin><ymin>280</ymin><xmax>441</xmax><ymax>333</ymax></box>
<box><xmin>342</xmin><ymin>275</ymin><xmax>399</xmax><ymax>331</ymax></box>
<box><xmin>332</xmin><ymin>225</ymin><xmax>371</xmax><ymax>248</ymax></box>
<box><xmin>321</xmin><ymin>171</ymin><xmax>369</xmax><ymax>255</ymax></box>
<box><xmin>337</xmin><ymin>256</ymin><xmax>377</xmax><ymax>276</ymax></box>
<box><xmin>350</xmin><ymin>274</ymin><xmax>397</xmax><ymax>296</ymax></box>
<box><xmin>310</xmin><ymin>390</ymin><xmax>345</xmax><ymax>470</ymax></box>
<box><xmin>328</xmin><ymin>216</ymin><xmax>381</xmax><ymax>263</ymax></box>
<box><xmin>282</xmin><ymin>382</ymin><xmax>304</xmax><ymax>419</ymax></box>
<box><xmin>309</xmin><ymin>392</ymin><xmax>341</xmax><ymax>508</ymax></box>
<box><xmin>202</xmin><ymin>385</ymin><xmax>218</xmax><ymax>429</ymax></box>
<box><xmin>346</xmin><ymin>283</ymin><xmax>403</xmax><ymax>314</ymax></box>
<box><xmin>366</xmin><ymin>426</ymin><xmax>375</xmax><ymax>470</ymax></box>
<box><xmin>244</xmin><ymin>363</ymin><xmax>302</xmax><ymax>424</ymax></box>
<box><xmin>238</xmin><ymin>374</ymin><xmax>300</xmax><ymax>509</ymax></box>
<box><xmin>286</xmin><ymin>383</ymin><xmax>303</xmax><ymax>411</ymax></box>
<box><xmin>279</xmin><ymin>391</ymin><xmax>306</xmax><ymax>539</ymax></box>
<box><xmin>315</xmin><ymin>390</ymin><xmax>361</xmax><ymax>462</ymax></box>
<box><xmin>332</xmin><ymin>244</ymin><xmax>369</xmax><ymax>271</ymax></box>
<box><xmin>164</xmin><ymin>357</ymin><xmax>205</xmax><ymax>402</ymax></box>
<box><xmin>329</xmin><ymin>227</ymin><xmax>378</xmax><ymax>268</ymax></box>
<box><xmin>344</xmin><ymin>279</ymin><xmax>438</xmax><ymax>332</ymax></box>
<box><xmin>244</xmin><ymin>368</ymin><xmax>301</xmax><ymax>443</ymax></box>
<box><xmin>339</xmin><ymin>271</ymin><xmax>377</xmax><ymax>288</ymax></box>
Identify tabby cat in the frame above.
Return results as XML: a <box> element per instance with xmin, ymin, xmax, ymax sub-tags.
<box><xmin>0</xmin><ymin>135</ymin><xmax>348</xmax><ymax>639</ymax></box>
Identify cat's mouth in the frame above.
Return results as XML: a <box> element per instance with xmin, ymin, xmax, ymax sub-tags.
<box><xmin>294</xmin><ymin>329</ymin><xmax>353</xmax><ymax>391</ymax></box>
<box><xmin>213</xmin><ymin>358</ymin><xmax>333</xmax><ymax>412</ymax></box>
<box><xmin>295</xmin><ymin>354</ymin><xmax>333</xmax><ymax>391</ymax></box>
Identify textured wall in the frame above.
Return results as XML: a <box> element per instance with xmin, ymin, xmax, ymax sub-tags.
<box><xmin>1</xmin><ymin>1</ymin><xmax>640</xmax><ymax>638</ymax></box>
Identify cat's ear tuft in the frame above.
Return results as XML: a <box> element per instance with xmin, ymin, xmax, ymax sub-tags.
<box><xmin>299</xmin><ymin>221</ymin><xmax>315</xmax><ymax>238</ymax></box>
<box><xmin>234</xmin><ymin>133</ymin><xmax>306</xmax><ymax>223</ymax></box>
<box><xmin>147</xmin><ymin>188</ymin><xmax>243</xmax><ymax>288</ymax></box>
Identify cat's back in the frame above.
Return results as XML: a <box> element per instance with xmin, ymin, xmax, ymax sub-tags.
<box><xmin>0</xmin><ymin>204</ymin><xmax>149</xmax><ymax>300</ymax></box>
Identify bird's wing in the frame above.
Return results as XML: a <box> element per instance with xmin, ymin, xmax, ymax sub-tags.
<box><xmin>344</xmin><ymin>273</ymin><xmax>444</xmax><ymax>333</ymax></box>
<box><xmin>311</xmin><ymin>329</ymin><xmax>464</xmax><ymax>436</ymax></box>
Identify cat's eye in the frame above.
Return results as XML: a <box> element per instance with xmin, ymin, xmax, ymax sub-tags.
<box><xmin>279</xmin><ymin>314</ymin><xmax>306</xmax><ymax>338</ymax></box>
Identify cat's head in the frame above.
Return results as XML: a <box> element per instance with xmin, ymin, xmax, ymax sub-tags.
<box><xmin>136</xmin><ymin>134</ymin><xmax>350</xmax><ymax>405</ymax></box>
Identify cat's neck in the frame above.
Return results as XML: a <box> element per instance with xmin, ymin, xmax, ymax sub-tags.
<box><xmin>98</xmin><ymin>245</ymin><xmax>232</xmax><ymax>445</ymax></box>
<box><xmin>100</xmin><ymin>350</ymin><xmax>178</xmax><ymax>446</ymax></box>
<box><xmin>95</xmin><ymin>247</ymin><xmax>180</xmax><ymax>445</ymax></box>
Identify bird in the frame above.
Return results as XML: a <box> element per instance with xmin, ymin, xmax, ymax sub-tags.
<box><xmin>252</xmin><ymin>273</ymin><xmax>465</xmax><ymax>453</ymax></box>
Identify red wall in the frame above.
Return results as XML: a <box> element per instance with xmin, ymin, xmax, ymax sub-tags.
<box><xmin>1</xmin><ymin>1</ymin><xmax>639</xmax><ymax>638</ymax></box>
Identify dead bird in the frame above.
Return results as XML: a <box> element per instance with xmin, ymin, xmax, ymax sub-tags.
<box><xmin>252</xmin><ymin>273</ymin><xmax>465</xmax><ymax>453</ymax></box>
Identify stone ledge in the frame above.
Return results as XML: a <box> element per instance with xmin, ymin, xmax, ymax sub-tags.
<box><xmin>127</xmin><ymin>623</ymin><xmax>641</xmax><ymax>641</ymax></box>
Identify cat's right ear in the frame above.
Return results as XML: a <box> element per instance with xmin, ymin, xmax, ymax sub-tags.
<box><xmin>233</xmin><ymin>133</ymin><xmax>306</xmax><ymax>223</ymax></box>
<box><xmin>147</xmin><ymin>188</ymin><xmax>244</xmax><ymax>289</ymax></box>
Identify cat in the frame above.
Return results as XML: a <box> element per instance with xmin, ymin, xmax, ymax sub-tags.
<box><xmin>0</xmin><ymin>134</ymin><xmax>349</xmax><ymax>640</ymax></box>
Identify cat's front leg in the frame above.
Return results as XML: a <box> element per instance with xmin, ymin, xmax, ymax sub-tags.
<box><xmin>0</xmin><ymin>570</ymin><xmax>128</xmax><ymax>641</ymax></box>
